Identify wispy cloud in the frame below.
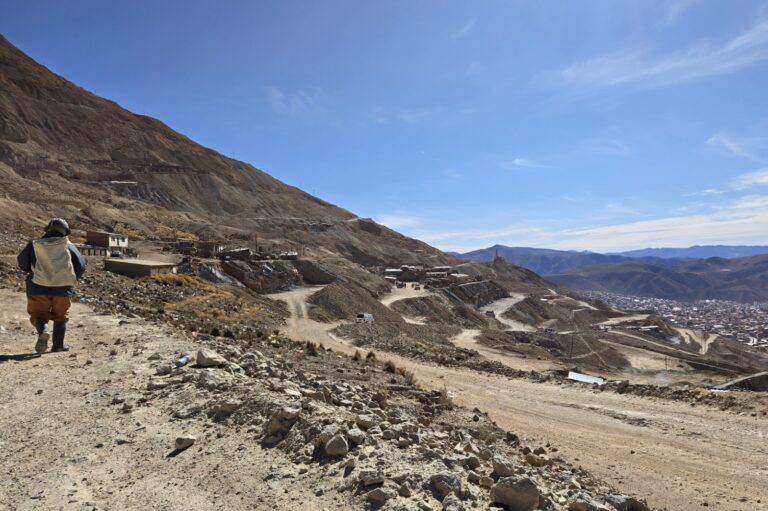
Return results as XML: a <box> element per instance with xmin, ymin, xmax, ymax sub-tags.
<box><xmin>559</xmin><ymin>18</ymin><xmax>768</xmax><ymax>90</ymax></box>
<box><xmin>265</xmin><ymin>86</ymin><xmax>326</xmax><ymax>115</ymax></box>
<box><xmin>450</xmin><ymin>18</ymin><xmax>477</xmax><ymax>39</ymax></box>
<box><xmin>684</xmin><ymin>187</ymin><xmax>726</xmax><ymax>197</ymax></box>
<box><xmin>661</xmin><ymin>0</ymin><xmax>698</xmax><ymax>26</ymax></box>
<box><xmin>734</xmin><ymin>168</ymin><xmax>768</xmax><ymax>188</ymax></box>
<box><xmin>425</xmin><ymin>194</ymin><xmax>768</xmax><ymax>253</ymax></box>
<box><xmin>502</xmin><ymin>158</ymin><xmax>551</xmax><ymax>169</ymax></box>
<box><xmin>551</xmin><ymin>195</ymin><xmax>768</xmax><ymax>251</ymax></box>
<box><xmin>706</xmin><ymin>132</ymin><xmax>758</xmax><ymax>160</ymax></box>
<box><xmin>687</xmin><ymin>168</ymin><xmax>768</xmax><ymax>196</ymax></box>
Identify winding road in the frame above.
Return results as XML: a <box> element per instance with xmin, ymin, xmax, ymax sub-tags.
<box><xmin>270</xmin><ymin>285</ymin><xmax>768</xmax><ymax>511</ymax></box>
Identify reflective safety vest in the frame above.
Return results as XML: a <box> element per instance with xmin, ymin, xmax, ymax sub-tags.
<box><xmin>31</xmin><ymin>237</ymin><xmax>78</xmax><ymax>288</ymax></box>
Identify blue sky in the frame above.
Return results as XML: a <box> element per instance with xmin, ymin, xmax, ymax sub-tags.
<box><xmin>3</xmin><ymin>0</ymin><xmax>768</xmax><ymax>252</ymax></box>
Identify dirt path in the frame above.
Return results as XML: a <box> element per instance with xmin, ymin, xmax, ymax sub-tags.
<box><xmin>277</xmin><ymin>287</ymin><xmax>768</xmax><ymax>511</ymax></box>
<box><xmin>479</xmin><ymin>294</ymin><xmax>535</xmax><ymax>332</ymax></box>
<box><xmin>378</xmin><ymin>286</ymin><xmax>428</xmax><ymax>324</ymax></box>
<box><xmin>449</xmin><ymin>328</ymin><xmax>563</xmax><ymax>373</ymax></box>
<box><xmin>379</xmin><ymin>285</ymin><xmax>428</xmax><ymax>307</ymax></box>
<box><xmin>0</xmin><ymin>289</ymin><xmax>338</xmax><ymax>511</ymax></box>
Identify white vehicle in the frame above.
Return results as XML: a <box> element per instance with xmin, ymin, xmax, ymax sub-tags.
<box><xmin>355</xmin><ymin>313</ymin><xmax>374</xmax><ymax>323</ymax></box>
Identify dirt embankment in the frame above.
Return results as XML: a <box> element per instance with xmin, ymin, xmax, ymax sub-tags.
<box><xmin>307</xmin><ymin>281</ymin><xmax>403</xmax><ymax>324</ymax></box>
<box><xmin>391</xmin><ymin>295</ymin><xmax>488</xmax><ymax>328</ymax></box>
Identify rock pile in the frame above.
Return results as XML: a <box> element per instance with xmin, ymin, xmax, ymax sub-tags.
<box><xmin>137</xmin><ymin>332</ymin><xmax>655</xmax><ymax>510</ymax></box>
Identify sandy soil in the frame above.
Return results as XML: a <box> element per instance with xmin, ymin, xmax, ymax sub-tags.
<box><xmin>0</xmin><ymin>289</ymin><xmax>339</xmax><ymax>511</ymax></box>
<box><xmin>277</xmin><ymin>287</ymin><xmax>768</xmax><ymax>511</ymax></box>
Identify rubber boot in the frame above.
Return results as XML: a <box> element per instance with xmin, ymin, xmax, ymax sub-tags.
<box><xmin>51</xmin><ymin>321</ymin><xmax>70</xmax><ymax>352</ymax></box>
<box><xmin>34</xmin><ymin>319</ymin><xmax>50</xmax><ymax>354</ymax></box>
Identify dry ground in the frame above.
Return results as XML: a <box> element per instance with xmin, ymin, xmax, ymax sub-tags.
<box><xmin>278</xmin><ymin>286</ymin><xmax>768</xmax><ymax>511</ymax></box>
<box><xmin>0</xmin><ymin>289</ymin><xmax>339</xmax><ymax>511</ymax></box>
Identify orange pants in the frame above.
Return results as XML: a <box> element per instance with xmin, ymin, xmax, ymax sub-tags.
<box><xmin>27</xmin><ymin>295</ymin><xmax>71</xmax><ymax>324</ymax></box>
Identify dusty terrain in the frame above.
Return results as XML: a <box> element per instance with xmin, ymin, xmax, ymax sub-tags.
<box><xmin>1</xmin><ymin>285</ymin><xmax>656</xmax><ymax>511</ymax></box>
<box><xmin>0</xmin><ymin>291</ymin><xmax>338</xmax><ymax>511</ymax></box>
<box><xmin>277</xmin><ymin>286</ymin><xmax>768</xmax><ymax>511</ymax></box>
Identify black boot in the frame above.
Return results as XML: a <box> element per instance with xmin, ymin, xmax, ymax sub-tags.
<box><xmin>52</xmin><ymin>321</ymin><xmax>70</xmax><ymax>352</ymax></box>
<box><xmin>34</xmin><ymin>319</ymin><xmax>50</xmax><ymax>354</ymax></box>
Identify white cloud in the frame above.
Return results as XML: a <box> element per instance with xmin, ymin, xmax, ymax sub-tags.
<box><xmin>421</xmin><ymin>194</ymin><xmax>768</xmax><ymax>253</ymax></box>
<box><xmin>734</xmin><ymin>168</ymin><xmax>768</xmax><ymax>188</ymax></box>
<box><xmin>502</xmin><ymin>158</ymin><xmax>551</xmax><ymax>169</ymax></box>
<box><xmin>550</xmin><ymin>195</ymin><xmax>768</xmax><ymax>251</ymax></box>
<box><xmin>560</xmin><ymin>18</ymin><xmax>768</xmax><ymax>90</ymax></box>
<box><xmin>265</xmin><ymin>86</ymin><xmax>325</xmax><ymax>115</ymax></box>
<box><xmin>706</xmin><ymin>133</ymin><xmax>758</xmax><ymax>160</ymax></box>
<box><xmin>450</xmin><ymin>18</ymin><xmax>477</xmax><ymax>39</ymax></box>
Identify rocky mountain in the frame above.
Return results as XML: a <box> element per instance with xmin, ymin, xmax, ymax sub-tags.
<box><xmin>452</xmin><ymin>245</ymin><xmax>681</xmax><ymax>275</ymax></box>
<box><xmin>549</xmin><ymin>254</ymin><xmax>768</xmax><ymax>302</ymax></box>
<box><xmin>613</xmin><ymin>245</ymin><xmax>768</xmax><ymax>259</ymax></box>
<box><xmin>0</xmin><ymin>35</ymin><xmax>444</xmax><ymax>266</ymax></box>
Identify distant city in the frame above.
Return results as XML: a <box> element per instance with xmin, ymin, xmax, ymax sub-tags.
<box><xmin>582</xmin><ymin>291</ymin><xmax>768</xmax><ymax>349</ymax></box>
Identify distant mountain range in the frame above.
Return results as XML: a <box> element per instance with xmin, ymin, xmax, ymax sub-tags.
<box><xmin>549</xmin><ymin>255</ymin><xmax>768</xmax><ymax>303</ymax></box>
<box><xmin>609</xmin><ymin>245</ymin><xmax>768</xmax><ymax>259</ymax></box>
<box><xmin>450</xmin><ymin>245</ymin><xmax>768</xmax><ymax>302</ymax></box>
<box><xmin>449</xmin><ymin>245</ymin><xmax>673</xmax><ymax>275</ymax></box>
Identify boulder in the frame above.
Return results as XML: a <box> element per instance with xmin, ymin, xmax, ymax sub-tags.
<box><xmin>359</xmin><ymin>470</ymin><xmax>385</xmax><ymax>486</ymax></box>
<box><xmin>490</xmin><ymin>477</ymin><xmax>542</xmax><ymax>511</ymax></box>
<box><xmin>367</xmin><ymin>487</ymin><xmax>397</xmax><ymax>504</ymax></box>
<box><xmin>346</xmin><ymin>427</ymin><xmax>367</xmax><ymax>445</ymax></box>
<box><xmin>525</xmin><ymin>453</ymin><xmax>548</xmax><ymax>467</ymax></box>
<box><xmin>492</xmin><ymin>454</ymin><xmax>515</xmax><ymax>476</ymax></box>
<box><xmin>430</xmin><ymin>472</ymin><xmax>462</xmax><ymax>498</ymax></box>
<box><xmin>442</xmin><ymin>494</ymin><xmax>464</xmax><ymax>511</ymax></box>
<box><xmin>325</xmin><ymin>434</ymin><xmax>349</xmax><ymax>456</ymax></box>
<box><xmin>196</xmin><ymin>349</ymin><xmax>228</xmax><ymax>367</ymax></box>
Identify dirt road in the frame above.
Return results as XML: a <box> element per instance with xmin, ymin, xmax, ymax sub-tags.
<box><xmin>479</xmin><ymin>294</ymin><xmax>535</xmax><ymax>332</ymax></box>
<box><xmin>0</xmin><ymin>289</ymin><xmax>338</xmax><ymax>510</ymax></box>
<box><xmin>278</xmin><ymin>287</ymin><xmax>768</xmax><ymax>511</ymax></box>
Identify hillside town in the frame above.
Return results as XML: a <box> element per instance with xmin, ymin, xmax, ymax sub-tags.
<box><xmin>582</xmin><ymin>291</ymin><xmax>768</xmax><ymax>349</ymax></box>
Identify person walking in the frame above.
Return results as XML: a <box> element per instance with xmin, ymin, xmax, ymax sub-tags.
<box><xmin>17</xmin><ymin>218</ymin><xmax>86</xmax><ymax>353</ymax></box>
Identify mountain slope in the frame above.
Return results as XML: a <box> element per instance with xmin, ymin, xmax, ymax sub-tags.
<box><xmin>0</xmin><ymin>35</ymin><xmax>442</xmax><ymax>265</ymax></box>
<box><xmin>550</xmin><ymin>254</ymin><xmax>768</xmax><ymax>302</ymax></box>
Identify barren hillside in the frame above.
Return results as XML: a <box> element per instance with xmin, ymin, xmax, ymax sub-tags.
<box><xmin>0</xmin><ymin>35</ymin><xmax>444</xmax><ymax>265</ymax></box>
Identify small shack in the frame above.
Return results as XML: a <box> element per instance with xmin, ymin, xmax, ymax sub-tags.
<box><xmin>104</xmin><ymin>259</ymin><xmax>177</xmax><ymax>278</ymax></box>
<box><xmin>86</xmin><ymin>231</ymin><xmax>129</xmax><ymax>250</ymax></box>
